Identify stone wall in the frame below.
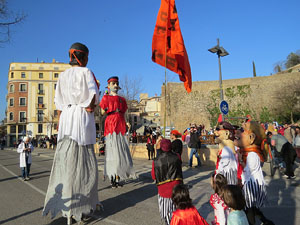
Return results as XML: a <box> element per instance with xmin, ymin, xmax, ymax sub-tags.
<box><xmin>161</xmin><ymin>72</ymin><xmax>300</xmax><ymax>132</ymax></box>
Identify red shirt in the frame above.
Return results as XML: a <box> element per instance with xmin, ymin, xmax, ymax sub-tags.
<box><xmin>100</xmin><ymin>95</ymin><xmax>127</xmax><ymax>136</ymax></box>
<box><xmin>170</xmin><ymin>206</ymin><xmax>209</xmax><ymax>225</ymax></box>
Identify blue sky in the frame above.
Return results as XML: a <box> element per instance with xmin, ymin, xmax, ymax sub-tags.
<box><xmin>1</xmin><ymin>0</ymin><xmax>300</xmax><ymax>120</ymax></box>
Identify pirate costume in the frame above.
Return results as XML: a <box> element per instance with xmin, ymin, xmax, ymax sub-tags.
<box><xmin>151</xmin><ymin>139</ymin><xmax>183</xmax><ymax>225</ymax></box>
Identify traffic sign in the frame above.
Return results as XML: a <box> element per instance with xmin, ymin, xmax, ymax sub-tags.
<box><xmin>220</xmin><ymin>100</ymin><xmax>229</xmax><ymax>115</ymax></box>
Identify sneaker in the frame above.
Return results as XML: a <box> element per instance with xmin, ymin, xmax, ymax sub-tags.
<box><xmin>25</xmin><ymin>177</ymin><xmax>30</xmax><ymax>181</ymax></box>
<box><xmin>290</xmin><ymin>175</ymin><xmax>296</xmax><ymax>179</ymax></box>
<box><xmin>282</xmin><ymin>174</ymin><xmax>289</xmax><ymax>179</ymax></box>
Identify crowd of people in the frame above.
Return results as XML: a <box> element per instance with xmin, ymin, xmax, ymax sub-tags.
<box><xmin>13</xmin><ymin>42</ymin><xmax>300</xmax><ymax>225</ymax></box>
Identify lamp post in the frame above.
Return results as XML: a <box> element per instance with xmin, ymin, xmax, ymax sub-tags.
<box><xmin>208</xmin><ymin>38</ymin><xmax>229</xmax><ymax>121</ymax></box>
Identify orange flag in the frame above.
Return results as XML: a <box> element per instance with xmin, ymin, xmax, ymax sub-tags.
<box><xmin>152</xmin><ymin>0</ymin><xmax>192</xmax><ymax>93</ymax></box>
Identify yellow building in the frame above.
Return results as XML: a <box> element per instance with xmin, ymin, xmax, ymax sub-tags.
<box><xmin>6</xmin><ymin>60</ymin><xmax>71</xmax><ymax>146</ymax></box>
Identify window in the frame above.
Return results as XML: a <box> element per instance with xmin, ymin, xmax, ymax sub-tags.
<box><xmin>18</xmin><ymin>125</ymin><xmax>26</xmax><ymax>133</ymax></box>
<box><xmin>54</xmin><ymin>73</ymin><xmax>59</xmax><ymax>78</ymax></box>
<box><xmin>37</xmin><ymin>110</ymin><xmax>43</xmax><ymax>122</ymax></box>
<box><xmin>20</xmin><ymin>83</ymin><xmax>26</xmax><ymax>92</ymax></box>
<box><xmin>9</xmin><ymin>112</ymin><xmax>13</xmax><ymax>121</ymax></box>
<box><xmin>10</xmin><ymin>125</ymin><xmax>16</xmax><ymax>133</ymax></box>
<box><xmin>10</xmin><ymin>72</ymin><xmax>14</xmax><ymax>78</ymax></box>
<box><xmin>54</xmin><ymin>84</ymin><xmax>57</xmax><ymax>90</ymax></box>
<box><xmin>9</xmin><ymin>98</ymin><xmax>14</xmax><ymax>107</ymax></box>
<box><xmin>38</xmin><ymin>97</ymin><xmax>43</xmax><ymax>104</ymax></box>
<box><xmin>21</xmin><ymin>72</ymin><xmax>26</xmax><ymax>78</ymax></box>
<box><xmin>9</xmin><ymin>84</ymin><xmax>14</xmax><ymax>93</ymax></box>
<box><xmin>39</xmin><ymin>67</ymin><xmax>44</xmax><ymax>70</ymax></box>
<box><xmin>19</xmin><ymin>112</ymin><xmax>26</xmax><ymax>122</ymax></box>
<box><xmin>19</xmin><ymin>98</ymin><xmax>26</xmax><ymax>106</ymax></box>
<box><xmin>39</xmin><ymin>73</ymin><xmax>43</xmax><ymax>78</ymax></box>
<box><xmin>54</xmin><ymin>67</ymin><xmax>59</xmax><ymax>70</ymax></box>
<box><xmin>38</xmin><ymin>124</ymin><xmax>43</xmax><ymax>133</ymax></box>
<box><xmin>38</xmin><ymin>84</ymin><xmax>44</xmax><ymax>94</ymax></box>
<box><xmin>54</xmin><ymin>110</ymin><xmax>58</xmax><ymax>117</ymax></box>
<box><xmin>21</xmin><ymin>66</ymin><xmax>26</xmax><ymax>70</ymax></box>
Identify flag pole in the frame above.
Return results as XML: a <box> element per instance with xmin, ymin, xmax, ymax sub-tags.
<box><xmin>163</xmin><ymin>38</ymin><xmax>167</xmax><ymax>137</ymax></box>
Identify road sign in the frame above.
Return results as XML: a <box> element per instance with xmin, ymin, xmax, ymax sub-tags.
<box><xmin>220</xmin><ymin>100</ymin><xmax>229</xmax><ymax>115</ymax></box>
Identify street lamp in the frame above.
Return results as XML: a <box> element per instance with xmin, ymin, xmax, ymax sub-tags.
<box><xmin>208</xmin><ymin>38</ymin><xmax>229</xmax><ymax>121</ymax></box>
<box><xmin>208</xmin><ymin>38</ymin><xmax>229</xmax><ymax>101</ymax></box>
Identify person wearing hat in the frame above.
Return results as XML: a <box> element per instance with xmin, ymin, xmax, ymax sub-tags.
<box><xmin>151</xmin><ymin>139</ymin><xmax>183</xmax><ymax>225</ymax></box>
<box><xmin>214</xmin><ymin>121</ymin><xmax>238</xmax><ymax>185</ymax></box>
<box><xmin>188</xmin><ymin>124</ymin><xmax>202</xmax><ymax>168</ymax></box>
<box><xmin>100</xmin><ymin>76</ymin><xmax>136</xmax><ymax>188</ymax></box>
<box><xmin>43</xmin><ymin>42</ymin><xmax>100</xmax><ymax>224</ymax></box>
<box><xmin>170</xmin><ymin>130</ymin><xmax>183</xmax><ymax>156</ymax></box>
<box><xmin>17</xmin><ymin>136</ymin><xmax>34</xmax><ymax>181</ymax></box>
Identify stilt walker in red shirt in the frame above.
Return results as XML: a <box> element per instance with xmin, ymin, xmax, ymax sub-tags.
<box><xmin>100</xmin><ymin>76</ymin><xmax>136</xmax><ymax>188</ymax></box>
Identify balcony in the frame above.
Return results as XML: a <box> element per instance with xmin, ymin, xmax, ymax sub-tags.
<box><xmin>37</xmin><ymin>90</ymin><xmax>44</xmax><ymax>95</ymax></box>
<box><xmin>36</xmin><ymin>103</ymin><xmax>46</xmax><ymax>109</ymax></box>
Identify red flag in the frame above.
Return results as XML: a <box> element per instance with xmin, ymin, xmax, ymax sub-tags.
<box><xmin>217</xmin><ymin>114</ymin><xmax>223</xmax><ymax>123</ymax></box>
<box><xmin>152</xmin><ymin>0</ymin><xmax>192</xmax><ymax>93</ymax></box>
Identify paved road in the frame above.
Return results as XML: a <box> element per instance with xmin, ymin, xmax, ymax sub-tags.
<box><xmin>0</xmin><ymin>148</ymin><xmax>300</xmax><ymax>225</ymax></box>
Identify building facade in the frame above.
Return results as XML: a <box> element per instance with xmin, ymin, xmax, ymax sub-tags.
<box><xmin>6</xmin><ymin>60</ymin><xmax>71</xmax><ymax>146</ymax></box>
<box><xmin>127</xmin><ymin>93</ymin><xmax>161</xmax><ymax>134</ymax></box>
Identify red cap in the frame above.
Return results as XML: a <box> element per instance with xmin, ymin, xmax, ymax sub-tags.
<box><xmin>171</xmin><ymin>130</ymin><xmax>182</xmax><ymax>137</ymax></box>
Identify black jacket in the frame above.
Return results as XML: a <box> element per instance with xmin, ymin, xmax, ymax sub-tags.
<box><xmin>154</xmin><ymin>151</ymin><xmax>183</xmax><ymax>185</ymax></box>
<box><xmin>188</xmin><ymin>132</ymin><xmax>201</xmax><ymax>149</ymax></box>
<box><xmin>171</xmin><ymin>139</ymin><xmax>183</xmax><ymax>155</ymax></box>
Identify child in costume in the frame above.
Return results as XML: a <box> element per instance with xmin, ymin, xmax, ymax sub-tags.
<box><xmin>210</xmin><ymin>173</ymin><xmax>229</xmax><ymax>225</ymax></box>
<box><xmin>170</xmin><ymin>184</ymin><xmax>209</xmax><ymax>225</ymax></box>
<box><xmin>223</xmin><ymin>185</ymin><xmax>249</xmax><ymax>225</ymax></box>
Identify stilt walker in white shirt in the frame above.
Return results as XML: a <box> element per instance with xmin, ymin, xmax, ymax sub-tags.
<box><xmin>43</xmin><ymin>42</ymin><xmax>100</xmax><ymax>224</ymax></box>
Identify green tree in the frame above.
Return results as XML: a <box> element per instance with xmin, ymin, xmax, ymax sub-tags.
<box><xmin>285</xmin><ymin>52</ymin><xmax>300</xmax><ymax>69</ymax></box>
<box><xmin>274</xmin><ymin>81</ymin><xmax>300</xmax><ymax>124</ymax></box>
<box><xmin>252</xmin><ymin>61</ymin><xmax>256</xmax><ymax>77</ymax></box>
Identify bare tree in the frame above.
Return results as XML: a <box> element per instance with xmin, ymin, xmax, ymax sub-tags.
<box><xmin>44</xmin><ymin>111</ymin><xmax>58</xmax><ymax>137</ymax></box>
<box><xmin>0</xmin><ymin>0</ymin><xmax>26</xmax><ymax>43</ymax></box>
<box><xmin>119</xmin><ymin>74</ymin><xmax>144</xmax><ymax>124</ymax></box>
<box><xmin>273</xmin><ymin>61</ymin><xmax>285</xmax><ymax>73</ymax></box>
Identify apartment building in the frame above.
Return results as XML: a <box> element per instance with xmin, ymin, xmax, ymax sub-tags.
<box><xmin>6</xmin><ymin>60</ymin><xmax>71</xmax><ymax>146</ymax></box>
<box><xmin>128</xmin><ymin>93</ymin><xmax>161</xmax><ymax>134</ymax></box>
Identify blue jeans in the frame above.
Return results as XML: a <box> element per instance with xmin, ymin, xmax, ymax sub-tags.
<box><xmin>189</xmin><ymin>148</ymin><xmax>201</xmax><ymax>167</ymax></box>
<box><xmin>21</xmin><ymin>157</ymin><xmax>31</xmax><ymax>178</ymax></box>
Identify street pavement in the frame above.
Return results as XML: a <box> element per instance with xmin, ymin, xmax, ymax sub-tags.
<box><xmin>0</xmin><ymin>147</ymin><xmax>300</xmax><ymax>225</ymax></box>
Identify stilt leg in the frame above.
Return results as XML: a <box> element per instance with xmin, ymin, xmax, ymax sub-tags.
<box><xmin>67</xmin><ymin>216</ymin><xmax>72</xmax><ymax>225</ymax></box>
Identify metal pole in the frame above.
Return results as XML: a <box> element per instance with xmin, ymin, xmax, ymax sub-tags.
<box><xmin>217</xmin><ymin>38</ymin><xmax>224</xmax><ymax>121</ymax></box>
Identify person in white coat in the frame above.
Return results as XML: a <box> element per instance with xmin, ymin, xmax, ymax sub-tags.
<box><xmin>17</xmin><ymin>136</ymin><xmax>34</xmax><ymax>181</ymax></box>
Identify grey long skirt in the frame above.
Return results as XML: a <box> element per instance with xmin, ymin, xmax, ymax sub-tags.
<box><xmin>42</xmin><ymin>136</ymin><xmax>99</xmax><ymax>222</ymax></box>
<box><xmin>104</xmin><ymin>132</ymin><xmax>136</xmax><ymax>180</ymax></box>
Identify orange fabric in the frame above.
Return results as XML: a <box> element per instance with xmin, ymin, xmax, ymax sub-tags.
<box><xmin>69</xmin><ymin>49</ymin><xmax>88</xmax><ymax>66</ymax></box>
<box><xmin>241</xmin><ymin>146</ymin><xmax>265</xmax><ymax>164</ymax></box>
<box><xmin>152</xmin><ymin>0</ymin><xmax>192</xmax><ymax>93</ymax></box>
<box><xmin>170</xmin><ymin>207</ymin><xmax>209</xmax><ymax>225</ymax></box>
